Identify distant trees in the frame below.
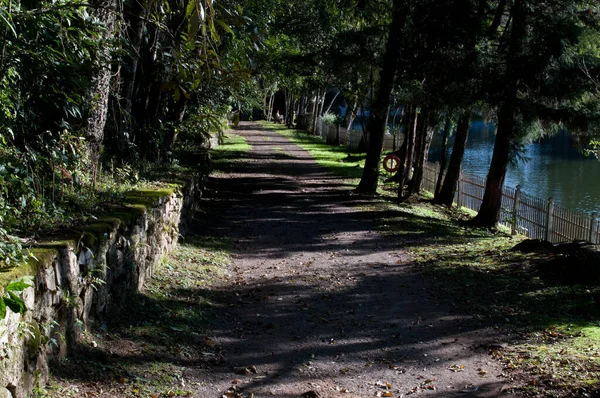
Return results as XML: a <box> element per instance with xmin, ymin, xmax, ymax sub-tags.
<box><xmin>352</xmin><ymin>0</ymin><xmax>600</xmax><ymax>228</ymax></box>
<box><xmin>0</xmin><ymin>0</ymin><xmax>253</xmax><ymax>248</ymax></box>
<box><xmin>3</xmin><ymin>0</ymin><xmax>600</xmax><ymax>250</ymax></box>
<box><xmin>471</xmin><ymin>0</ymin><xmax>600</xmax><ymax>227</ymax></box>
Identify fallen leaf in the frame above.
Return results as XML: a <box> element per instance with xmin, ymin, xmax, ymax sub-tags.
<box><xmin>448</xmin><ymin>364</ymin><xmax>465</xmax><ymax>372</ymax></box>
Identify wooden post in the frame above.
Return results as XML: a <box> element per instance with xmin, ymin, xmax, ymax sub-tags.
<box><xmin>434</xmin><ymin>162</ymin><xmax>439</xmax><ymax>192</ymax></box>
<box><xmin>457</xmin><ymin>170</ymin><xmax>463</xmax><ymax>208</ymax></box>
<box><xmin>589</xmin><ymin>212</ymin><xmax>598</xmax><ymax>244</ymax></box>
<box><xmin>545</xmin><ymin>197</ymin><xmax>554</xmax><ymax>242</ymax></box>
<box><xmin>511</xmin><ymin>185</ymin><xmax>522</xmax><ymax>235</ymax></box>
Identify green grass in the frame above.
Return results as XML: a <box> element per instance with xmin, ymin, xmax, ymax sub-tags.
<box><xmin>255</xmin><ymin>121</ymin><xmax>600</xmax><ymax>395</ymax></box>
<box><xmin>209</xmin><ymin>130</ymin><xmax>251</xmax><ymax>177</ymax></box>
<box><xmin>259</xmin><ymin>122</ymin><xmax>407</xmax><ymax>197</ymax></box>
<box><xmin>260</xmin><ymin>121</ymin><xmax>367</xmax><ymax>184</ymax></box>
<box><xmin>39</xmin><ymin>236</ymin><xmax>231</xmax><ymax>398</ymax></box>
<box><xmin>367</xmin><ymin>199</ymin><xmax>600</xmax><ymax>396</ymax></box>
<box><xmin>211</xmin><ymin>130</ymin><xmax>250</xmax><ymax>159</ymax></box>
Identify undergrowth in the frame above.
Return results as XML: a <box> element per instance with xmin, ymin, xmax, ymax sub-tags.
<box><xmin>37</xmin><ymin>235</ymin><xmax>231</xmax><ymax>398</ymax></box>
<box><xmin>373</xmin><ymin>200</ymin><xmax>600</xmax><ymax>397</ymax></box>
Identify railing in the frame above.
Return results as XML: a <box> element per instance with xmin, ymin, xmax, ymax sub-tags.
<box><xmin>306</xmin><ymin>118</ymin><xmax>599</xmax><ymax>244</ymax></box>
<box><xmin>423</xmin><ymin>161</ymin><xmax>599</xmax><ymax>244</ymax></box>
<box><xmin>312</xmin><ymin>116</ymin><xmax>401</xmax><ymax>150</ymax></box>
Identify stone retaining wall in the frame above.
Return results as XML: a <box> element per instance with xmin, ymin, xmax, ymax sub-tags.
<box><xmin>0</xmin><ymin>178</ymin><xmax>202</xmax><ymax>398</ymax></box>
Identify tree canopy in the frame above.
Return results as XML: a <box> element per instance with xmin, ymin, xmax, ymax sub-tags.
<box><xmin>3</xmin><ymin>0</ymin><xmax>600</xmax><ymax>259</ymax></box>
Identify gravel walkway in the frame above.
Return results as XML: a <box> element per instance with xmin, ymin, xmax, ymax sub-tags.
<box><xmin>188</xmin><ymin>122</ymin><xmax>514</xmax><ymax>398</ymax></box>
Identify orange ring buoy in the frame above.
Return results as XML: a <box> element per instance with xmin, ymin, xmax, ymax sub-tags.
<box><xmin>383</xmin><ymin>154</ymin><xmax>400</xmax><ymax>173</ymax></box>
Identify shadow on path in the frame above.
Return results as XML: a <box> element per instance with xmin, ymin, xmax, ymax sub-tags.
<box><xmin>49</xmin><ymin>122</ymin><xmax>514</xmax><ymax>398</ymax></box>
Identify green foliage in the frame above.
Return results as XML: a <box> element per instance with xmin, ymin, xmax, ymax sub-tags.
<box><xmin>178</xmin><ymin>105</ymin><xmax>230</xmax><ymax>146</ymax></box>
<box><xmin>0</xmin><ymin>277</ymin><xmax>32</xmax><ymax>319</ymax></box>
<box><xmin>320</xmin><ymin>112</ymin><xmax>338</xmax><ymax>126</ymax></box>
<box><xmin>587</xmin><ymin>139</ymin><xmax>600</xmax><ymax>159</ymax></box>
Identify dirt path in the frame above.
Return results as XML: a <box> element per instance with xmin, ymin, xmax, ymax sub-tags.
<box><xmin>188</xmin><ymin>122</ymin><xmax>513</xmax><ymax>398</ymax></box>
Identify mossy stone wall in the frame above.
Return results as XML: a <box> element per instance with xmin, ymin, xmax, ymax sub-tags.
<box><xmin>0</xmin><ymin>177</ymin><xmax>202</xmax><ymax>398</ymax></box>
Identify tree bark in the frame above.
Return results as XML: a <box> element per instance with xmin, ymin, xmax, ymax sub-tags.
<box><xmin>324</xmin><ymin>89</ymin><xmax>340</xmax><ymax>114</ymax></box>
<box><xmin>433</xmin><ymin>111</ymin><xmax>471</xmax><ymax>206</ymax></box>
<box><xmin>391</xmin><ymin>106</ymin><xmax>404</xmax><ymax>151</ymax></box>
<box><xmin>434</xmin><ymin>114</ymin><xmax>451</xmax><ymax>196</ymax></box>
<box><xmin>268</xmin><ymin>93</ymin><xmax>275</xmax><ymax>121</ymax></box>
<box><xmin>407</xmin><ymin>109</ymin><xmax>434</xmax><ymax>196</ymax></box>
<box><xmin>312</xmin><ymin>89</ymin><xmax>320</xmax><ymax>135</ymax></box>
<box><xmin>356</xmin><ymin>0</ymin><xmax>408</xmax><ymax>193</ymax></box>
<box><xmin>398</xmin><ymin>106</ymin><xmax>418</xmax><ymax>198</ymax></box>
<box><xmin>86</xmin><ymin>0</ymin><xmax>117</xmax><ymax>185</ymax></box>
<box><xmin>344</xmin><ymin>95</ymin><xmax>358</xmax><ymax>129</ymax></box>
<box><xmin>264</xmin><ymin>93</ymin><xmax>270</xmax><ymax>120</ymax></box>
<box><xmin>470</xmin><ymin>0</ymin><xmax>525</xmax><ymax>228</ymax></box>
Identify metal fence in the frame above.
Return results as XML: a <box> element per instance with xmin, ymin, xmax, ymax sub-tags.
<box><xmin>314</xmin><ymin>117</ymin><xmax>401</xmax><ymax>151</ymax></box>
<box><xmin>307</xmin><ymin>119</ymin><xmax>599</xmax><ymax>244</ymax></box>
<box><xmin>423</xmin><ymin>161</ymin><xmax>599</xmax><ymax>244</ymax></box>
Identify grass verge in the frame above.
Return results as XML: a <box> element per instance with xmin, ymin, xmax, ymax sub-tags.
<box><xmin>370</xmin><ymin>199</ymin><xmax>600</xmax><ymax>397</ymax></box>
<box><xmin>37</xmin><ymin>236</ymin><xmax>231</xmax><ymax>398</ymax></box>
<box><xmin>256</xmin><ymin>122</ymin><xmax>600</xmax><ymax>396</ymax></box>
<box><xmin>260</xmin><ymin>121</ymin><xmax>367</xmax><ymax>184</ymax></box>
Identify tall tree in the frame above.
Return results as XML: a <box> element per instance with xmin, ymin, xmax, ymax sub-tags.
<box><xmin>86</xmin><ymin>0</ymin><xmax>117</xmax><ymax>184</ymax></box>
<box><xmin>355</xmin><ymin>0</ymin><xmax>408</xmax><ymax>193</ymax></box>
<box><xmin>433</xmin><ymin>111</ymin><xmax>471</xmax><ymax>206</ymax></box>
<box><xmin>469</xmin><ymin>0</ymin><xmax>599</xmax><ymax>227</ymax></box>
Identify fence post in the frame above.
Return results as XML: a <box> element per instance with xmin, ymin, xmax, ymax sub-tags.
<box><xmin>589</xmin><ymin>212</ymin><xmax>598</xmax><ymax>244</ymax></box>
<box><xmin>545</xmin><ymin>197</ymin><xmax>554</xmax><ymax>242</ymax></box>
<box><xmin>456</xmin><ymin>168</ymin><xmax>462</xmax><ymax>208</ymax></box>
<box><xmin>433</xmin><ymin>162</ymin><xmax>439</xmax><ymax>192</ymax></box>
<box><xmin>511</xmin><ymin>185</ymin><xmax>522</xmax><ymax>236</ymax></box>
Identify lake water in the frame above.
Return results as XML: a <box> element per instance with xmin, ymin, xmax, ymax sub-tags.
<box><xmin>428</xmin><ymin>121</ymin><xmax>600</xmax><ymax>216</ymax></box>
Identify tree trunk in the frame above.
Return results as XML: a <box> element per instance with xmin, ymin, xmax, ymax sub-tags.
<box><xmin>264</xmin><ymin>94</ymin><xmax>269</xmax><ymax>120</ymax></box>
<box><xmin>86</xmin><ymin>0</ymin><xmax>117</xmax><ymax>185</ymax></box>
<box><xmin>355</xmin><ymin>1</ymin><xmax>408</xmax><ymax>193</ymax></box>
<box><xmin>343</xmin><ymin>94</ymin><xmax>358</xmax><ymax>128</ymax></box>
<box><xmin>318</xmin><ymin>90</ymin><xmax>326</xmax><ymax>117</ymax></box>
<box><xmin>121</xmin><ymin>4</ymin><xmax>146</xmax><ymax>117</ymax></box>
<box><xmin>324</xmin><ymin>89</ymin><xmax>341</xmax><ymax>114</ymax></box>
<box><xmin>397</xmin><ymin>106</ymin><xmax>418</xmax><ymax>197</ymax></box>
<box><xmin>268</xmin><ymin>93</ymin><xmax>275</xmax><ymax>121</ymax></box>
<box><xmin>433</xmin><ymin>111</ymin><xmax>471</xmax><ymax>206</ymax></box>
<box><xmin>399</xmin><ymin>107</ymin><xmax>418</xmax><ymax>198</ymax></box>
<box><xmin>285</xmin><ymin>91</ymin><xmax>294</xmax><ymax>128</ymax></box>
<box><xmin>390</xmin><ymin>105</ymin><xmax>413</xmax><ymax>182</ymax></box>
<box><xmin>312</xmin><ymin>89</ymin><xmax>320</xmax><ymax>135</ymax></box>
<box><xmin>434</xmin><ymin>114</ymin><xmax>451</xmax><ymax>196</ymax></box>
<box><xmin>470</xmin><ymin>0</ymin><xmax>525</xmax><ymax>228</ymax></box>
<box><xmin>471</xmin><ymin>101</ymin><xmax>516</xmax><ymax>226</ymax></box>
<box><xmin>111</xmin><ymin>0</ymin><xmax>146</xmax><ymax>159</ymax></box>
<box><xmin>407</xmin><ymin>109</ymin><xmax>434</xmax><ymax>196</ymax></box>
<box><xmin>131</xmin><ymin>23</ymin><xmax>161</xmax><ymax>128</ymax></box>
<box><xmin>391</xmin><ymin>106</ymin><xmax>404</xmax><ymax>151</ymax></box>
